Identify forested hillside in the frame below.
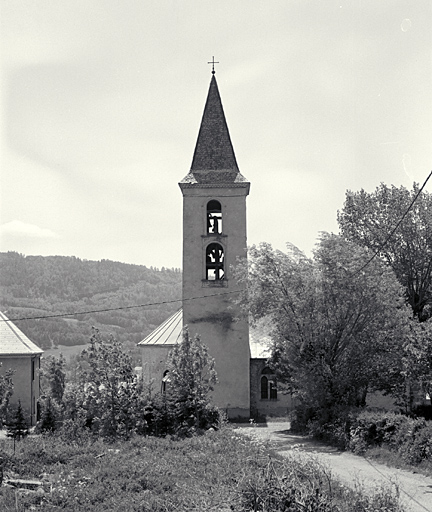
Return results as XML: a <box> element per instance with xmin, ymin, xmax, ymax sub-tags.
<box><xmin>0</xmin><ymin>252</ymin><xmax>182</xmax><ymax>358</ymax></box>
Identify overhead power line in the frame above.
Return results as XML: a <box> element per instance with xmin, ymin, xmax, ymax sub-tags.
<box><xmin>0</xmin><ymin>289</ymin><xmax>244</xmax><ymax>323</ymax></box>
<box><xmin>2</xmin><ymin>171</ymin><xmax>430</xmax><ymax>323</ymax></box>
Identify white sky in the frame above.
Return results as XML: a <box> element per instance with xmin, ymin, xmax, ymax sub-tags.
<box><xmin>1</xmin><ymin>0</ymin><xmax>431</xmax><ymax>269</ymax></box>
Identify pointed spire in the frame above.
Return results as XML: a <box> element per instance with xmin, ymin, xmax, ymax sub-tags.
<box><xmin>191</xmin><ymin>75</ymin><xmax>238</xmax><ymax>172</ymax></box>
<box><xmin>180</xmin><ymin>74</ymin><xmax>248</xmax><ymax>186</ymax></box>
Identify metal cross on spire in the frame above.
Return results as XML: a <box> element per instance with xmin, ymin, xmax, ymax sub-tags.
<box><xmin>207</xmin><ymin>56</ymin><xmax>219</xmax><ymax>74</ymax></box>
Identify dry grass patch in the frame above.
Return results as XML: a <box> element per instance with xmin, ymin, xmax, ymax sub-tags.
<box><xmin>0</xmin><ymin>426</ymin><xmax>405</xmax><ymax>511</ymax></box>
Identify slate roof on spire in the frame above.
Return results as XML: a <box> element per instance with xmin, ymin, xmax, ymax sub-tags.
<box><xmin>180</xmin><ymin>74</ymin><xmax>249</xmax><ymax>186</ymax></box>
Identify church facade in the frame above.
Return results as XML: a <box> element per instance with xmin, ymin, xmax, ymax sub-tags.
<box><xmin>139</xmin><ymin>71</ymin><xmax>293</xmax><ymax>418</ymax></box>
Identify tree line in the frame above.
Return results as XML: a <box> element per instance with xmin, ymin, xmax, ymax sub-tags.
<box><xmin>0</xmin><ymin>253</ymin><xmax>182</xmax><ymax>356</ymax></box>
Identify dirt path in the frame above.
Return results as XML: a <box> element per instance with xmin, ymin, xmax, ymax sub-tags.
<box><xmin>235</xmin><ymin>422</ymin><xmax>432</xmax><ymax>512</ymax></box>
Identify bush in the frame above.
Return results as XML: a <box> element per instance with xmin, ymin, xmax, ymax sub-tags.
<box><xmin>314</xmin><ymin>409</ymin><xmax>432</xmax><ymax>467</ymax></box>
<box><xmin>397</xmin><ymin>422</ymin><xmax>432</xmax><ymax>464</ymax></box>
<box><xmin>143</xmin><ymin>393</ymin><xmax>222</xmax><ymax>437</ymax></box>
<box><xmin>348</xmin><ymin>411</ymin><xmax>409</xmax><ymax>454</ymax></box>
<box><xmin>290</xmin><ymin>404</ymin><xmax>318</xmax><ymax>433</ymax></box>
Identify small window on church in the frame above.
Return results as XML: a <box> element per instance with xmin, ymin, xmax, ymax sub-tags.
<box><xmin>207</xmin><ymin>200</ymin><xmax>222</xmax><ymax>234</ymax></box>
<box><xmin>261</xmin><ymin>368</ymin><xmax>277</xmax><ymax>400</ymax></box>
<box><xmin>206</xmin><ymin>243</ymin><xmax>225</xmax><ymax>280</ymax></box>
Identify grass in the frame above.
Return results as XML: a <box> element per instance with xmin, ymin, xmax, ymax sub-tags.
<box><xmin>0</xmin><ymin>426</ymin><xmax>405</xmax><ymax>512</ymax></box>
<box><xmin>364</xmin><ymin>445</ymin><xmax>432</xmax><ymax>478</ymax></box>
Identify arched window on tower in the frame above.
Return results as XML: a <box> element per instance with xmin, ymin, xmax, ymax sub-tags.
<box><xmin>260</xmin><ymin>367</ymin><xmax>277</xmax><ymax>400</ymax></box>
<box><xmin>206</xmin><ymin>243</ymin><xmax>224</xmax><ymax>281</ymax></box>
<box><xmin>207</xmin><ymin>200</ymin><xmax>222</xmax><ymax>234</ymax></box>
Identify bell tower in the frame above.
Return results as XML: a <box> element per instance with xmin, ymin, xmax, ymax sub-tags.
<box><xmin>179</xmin><ymin>71</ymin><xmax>250</xmax><ymax>418</ymax></box>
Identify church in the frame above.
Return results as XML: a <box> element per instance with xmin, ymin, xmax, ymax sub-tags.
<box><xmin>139</xmin><ymin>68</ymin><xmax>292</xmax><ymax>419</ymax></box>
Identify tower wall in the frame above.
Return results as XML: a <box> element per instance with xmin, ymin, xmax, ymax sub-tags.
<box><xmin>181</xmin><ymin>184</ymin><xmax>250</xmax><ymax>417</ymax></box>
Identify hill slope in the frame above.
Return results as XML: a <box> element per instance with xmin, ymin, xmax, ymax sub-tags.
<box><xmin>0</xmin><ymin>252</ymin><xmax>182</xmax><ymax>360</ymax></box>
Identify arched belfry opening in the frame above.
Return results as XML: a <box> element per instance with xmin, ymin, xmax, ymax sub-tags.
<box><xmin>206</xmin><ymin>242</ymin><xmax>224</xmax><ymax>280</ymax></box>
<box><xmin>207</xmin><ymin>200</ymin><xmax>222</xmax><ymax>234</ymax></box>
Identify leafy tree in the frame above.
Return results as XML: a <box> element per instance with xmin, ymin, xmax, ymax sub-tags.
<box><xmin>165</xmin><ymin>328</ymin><xmax>218</xmax><ymax>433</ymax></box>
<box><xmin>236</xmin><ymin>235</ymin><xmax>410</xmax><ymax>426</ymax></box>
<box><xmin>41</xmin><ymin>354</ymin><xmax>66</xmax><ymax>402</ymax></box>
<box><xmin>338</xmin><ymin>183</ymin><xmax>432</xmax><ymax>321</ymax></box>
<box><xmin>0</xmin><ymin>365</ymin><xmax>14</xmax><ymax>427</ymax></box>
<box><xmin>77</xmin><ymin>328</ymin><xmax>145</xmax><ymax>438</ymax></box>
<box><xmin>401</xmin><ymin>319</ymin><xmax>432</xmax><ymax>407</ymax></box>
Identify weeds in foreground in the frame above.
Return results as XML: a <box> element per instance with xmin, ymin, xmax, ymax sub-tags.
<box><xmin>0</xmin><ymin>426</ymin><xmax>404</xmax><ymax>511</ymax></box>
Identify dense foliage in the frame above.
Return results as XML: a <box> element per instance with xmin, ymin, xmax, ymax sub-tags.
<box><xmin>338</xmin><ymin>183</ymin><xmax>432</xmax><ymax>322</ymax></box>
<box><xmin>0</xmin><ymin>427</ymin><xmax>404</xmax><ymax>511</ymax></box>
<box><xmin>163</xmin><ymin>329</ymin><xmax>219</xmax><ymax>434</ymax></box>
<box><xmin>310</xmin><ymin>409</ymin><xmax>432</xmax><ymax>469</ymax></box>
<box><xmin>67</xmin><ymin>329</ymin><xmax>148</xmax><ymax>438</ymax></box>
<box><xmin>401</xmin><ymin>319</ymin><xmax>432</xmax><ymax>404</ymax></box>
<box><xmin>236</xmin><ymin>235</ymin><xmax>410</xmax><ymax>427</ymax></box>
<box><xmin>35</xmin><ymin>329</ymin><xmax>220</xmax><ymax>439</ymax></box>
<box><xmin>338</xmin><ymin>183</ymin><xmax>432</xmax><ymax>409</ymax></box>
<box><xmin>0</xmin><ymin>252</ymin><xmax>181</xmax><ymax>360</ymax></box>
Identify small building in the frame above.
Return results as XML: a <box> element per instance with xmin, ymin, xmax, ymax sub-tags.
<box><xmin>0</xmin><ymin>311</ymin><xmax>43</xmax><ymax>425</ymax></box>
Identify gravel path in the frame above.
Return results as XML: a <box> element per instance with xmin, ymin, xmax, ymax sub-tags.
<box><xmin>235</xmin><ymin>422</ymin><xmax>432</xmax><ymax>512</ymax></box>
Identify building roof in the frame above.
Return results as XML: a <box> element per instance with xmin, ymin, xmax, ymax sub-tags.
<box><xmin>180</xmin><ymin>74</ymin><xmax>249</xmax><ymax>186</ymax></box>
<box><xmin>138</xmin><ymin>308</ymin><xmax>271</xmax><ymax>359</ymax></box>
<box><xmin>0</xmin><ymin>311</ymin><xmax>44</xmax><ymax>356</ymax></box>
<box><xmin>138</xmin><ymin>308</ymin><xmax>183</xmax><ymax>346</ymax></box>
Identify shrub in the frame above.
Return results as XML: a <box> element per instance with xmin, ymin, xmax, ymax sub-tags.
<box><xmin>143</xmin><ymin>392</ymin><xmax>222</xmax><ymax>437</ymax></box>
<box><xmin>397</xmin><ymin>422</ymin><xmax>432</xmax><ymax>464</ymax></box>
<box><xmin>348</xmin><ymin>411</ymin><xmax>409</xmax><ymax>454</ymax></box>
<box><xmin>316</xmin><ymin>409</ymin><xmax>432</xmax><ymax>468</ymax></box>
